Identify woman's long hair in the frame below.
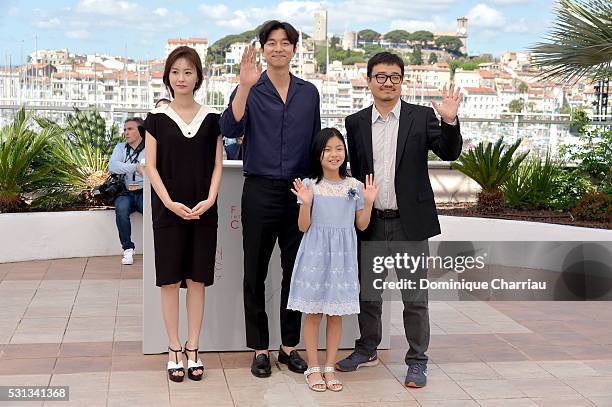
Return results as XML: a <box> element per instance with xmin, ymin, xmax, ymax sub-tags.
<box><xmin>308</xmin><ymin>127</ymin><xmax>349</xmax><ymax>183</ymax></box>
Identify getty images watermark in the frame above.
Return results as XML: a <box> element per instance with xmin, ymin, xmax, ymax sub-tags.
<box><xmin>360</xmin><ymin>241</ymin><xmax>612</xmax><ymax>301</ymax></box>
<box><xmin>371</xmin><ymin>252</ymin><xmax>545</xmax><ymax>291</ymax></box>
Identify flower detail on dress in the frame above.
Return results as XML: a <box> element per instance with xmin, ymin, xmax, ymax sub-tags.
<box><xmin>347</xmin><ymin>187</ymin><xmax>359</xmax><ymax>201</ymax></box>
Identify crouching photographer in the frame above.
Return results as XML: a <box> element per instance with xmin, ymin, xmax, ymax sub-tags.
<box><xmin>108</xmin><ymin>117</ymin><xmax>146</xmax><ymax>265</ymax></box>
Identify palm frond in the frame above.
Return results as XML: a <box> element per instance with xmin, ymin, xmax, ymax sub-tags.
<box><xmin>530</xmin><ymin>0</ymin><xmax>612</xmax><ymax>83</ymax></box>
<box><xmin>0</xmin><ymin>107</ymin><xmax>60</xmax><ymax>211</ymax></box>
<box><xmin>451</xmin><ymin>138</ymin><xmax>529</xmax><ymax>193</ymax></box>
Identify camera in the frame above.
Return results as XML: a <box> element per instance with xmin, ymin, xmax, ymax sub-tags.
<box><xmin>93</xmin><ymin>174</ymin><xmax>127</xmax><ymax>204</ymax></box>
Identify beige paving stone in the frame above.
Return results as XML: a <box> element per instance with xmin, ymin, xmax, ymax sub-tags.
<box><xmin>62</xmin><ymin>329</ymin><xmax>114</xmax><ymax>343</ymax></box>
<box><xmin>66</xmin><ymin>317</ymin><xmax>115</xmax><ymax>331</ymax></box>
<box><xmin>531</xmin><ymin>395</ymin><xmax>596</xmax><ymax>406</ymax></box>
<box><xmin>477</xmin><ymin>399</ymin><xmax>538</xmax><ymax>407</ymax></box>
<box><xmin>416</xmin><ymin>400</ymin><xmax>479</xmax><ymax>406</ymax></box>
<box><xmin>113</xmin><ymin>326</ymin><xmax>142</xmax><ymax>341</ymax></box>
<box><xmin>354</xmin><ymin>402</ymin><xmax>421</xmax><ymax>407</ymax></box>
<box><xmin>230</xmin><ymin>381</ymin><xmax>296</xmax><ymax>406</ymax></box>
<box><xmin>538</xmin><ymin>360</ymin><xmax>602</xmax><ymax>378</ymax></box>
<box><xmin>107</xmin><ymin>390</ymin><xmax>170</xmax><ymax>407</ymax></box>
<box><xmin>43</xmin><ymin>397</ymin><xmax>107</xmax><ymax>407</ymax></box>
<box><xmin>487</xmin><ymin>361</ymin><xmax>553</xmax><ymax>379</ymax></box>
<box><xmin>169</xmin><ymin>385</ymin><xmax>234</xmax><ymax>406</ymax></box>
<box><xmin>10</xmin><ymin>330</ymin><xmax>65</xmax><ymax>344</ymax></box>
<box><xmin>16</xmin><ymin>318</ymin><xmax>68</xmax><ymax>330</ymax></box>
<box><xmin>509</xmin><ymin>377</ymin><xmax>582</xmax><ymax>398</ymax></box>
<box><xmin>438</xmin><ymin>362</ymin><xmax>502</xmax><ymax>381</ymax></box>
<box><xmin>109</xmin><ymin>371</ymin><xmax>168</xmax><ymax>392</ymax></box>
<box><xmin>0</xmin><ymin>374</ymin><xmax>51</xmax><ymax>386</ymax></box>
<box><xmin>406</xmin><ymin>378</ymin><xmax>471</xmax><ymax>401</ymax></box>
<box><xmin>24</xmin><ymin>304</ymin><xmax>73</xmax><ymax>318</ymax></box>
<box><xmin>456</xmin><ymin>379</ymin><xmax>526</xmax><ymax>400</ymax></box>
<box><xmin>50</xmin><ymin>372</ymin><xmax>110</xmax><ymax>393</ymax></box>
<box><xmin>588</xmin><ymin>396</ymin><xmax>612</xmax><ymax>406</ymax></box>
<box><xmin>585</xmin><ymin>360</ymin><xmax>612</xmax><ymax>376</ymax></box>
<box><xmin>562</xmin><ymin>376</ymin><xmax>612</xmax><ymax>397</ymax></box>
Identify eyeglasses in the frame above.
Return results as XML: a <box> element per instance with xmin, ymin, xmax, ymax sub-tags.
<box><xmin>371</xmin><ymin>73</ymin><xmax>403</xmax><ymax>85</ymax></box>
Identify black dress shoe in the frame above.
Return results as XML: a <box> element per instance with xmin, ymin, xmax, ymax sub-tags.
<box><xmin>251</xmin><ymin>353</ymin><xmax>272</xmax><ymax>378</ymax></box>
<box><xmin>277</xmin><ymin>346</ymin><xmax>308</xmax><ymax>373</ymax></box>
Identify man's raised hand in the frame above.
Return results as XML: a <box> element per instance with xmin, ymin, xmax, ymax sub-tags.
<box><xmin>239</xmin><ymin>45</ymin><xmax>262</xmax><ymax>89</ymax></box>
<box><xmin>432</xmin><ymin>83</ymin><xmax>463</xmax><ymax>124</ymax></box>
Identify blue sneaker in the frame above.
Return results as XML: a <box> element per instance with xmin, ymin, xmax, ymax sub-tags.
<box><xmin>335</xmin><ymin>351</ymin><xmax>379</xmax><ymax>372</ymax></box>
<box><xmin>405</xmin><ymin>362</ymin><xmax>427</xmax><ymax>388</ymax></box>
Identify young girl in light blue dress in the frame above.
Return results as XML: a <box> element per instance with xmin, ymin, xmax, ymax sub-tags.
<box><xmin>287</xmin><ymin>128</ymin><xmax>377</xmax><ymax>392</ymax></box>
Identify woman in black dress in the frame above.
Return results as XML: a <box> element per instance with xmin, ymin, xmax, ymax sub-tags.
<box><xmin>144</xmin><ymin>46</ymin><xmax>223</xmax><ymax>382</ymax></box>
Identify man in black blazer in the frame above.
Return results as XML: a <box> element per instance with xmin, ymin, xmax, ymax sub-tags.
<box><xmin>336</xmin><ymin>52</ymin><xmax>463</xmax><ymax>388</ymax></box>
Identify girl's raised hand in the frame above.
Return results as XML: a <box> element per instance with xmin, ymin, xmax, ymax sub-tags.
<box><xmin>291</xmin><ymin>178</ymin><xmax>313</xmax><ymax>206</ymax></box>
<box><xmin>362</xmin><ymin>174</ymin><xmax>378</xmax><ymax>205</ymax></box>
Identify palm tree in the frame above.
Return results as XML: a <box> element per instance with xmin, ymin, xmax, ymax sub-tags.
<box><xmin>0</xmin><ymin>108</ymin><xmax>61</xmax><ymax>211</ymax></box>
<box><xmin>451</xmin><ymin>138</ymin><xmax>529</xmax><ymax>212</ymax></box>
<box><xmin>530</xmin><ymin>0</ymin><xmax>612</xmax><ymax>83</ymax></box>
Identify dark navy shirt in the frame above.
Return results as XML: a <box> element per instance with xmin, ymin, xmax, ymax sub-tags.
<box><xmin>219</xmin><ymin>71</ymin><xmax>321</xmax><ymax>180</ymax></box>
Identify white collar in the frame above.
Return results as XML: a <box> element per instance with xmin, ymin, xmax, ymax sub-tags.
<box><xmin>371</xmin><ymin>99</ymin><xmax>402</xmax><ymax>124</ymax></box>
<box><xmin>150</xmin><ymin>104</ymin><xmax>219</xmax><ymax>138</ymax></box>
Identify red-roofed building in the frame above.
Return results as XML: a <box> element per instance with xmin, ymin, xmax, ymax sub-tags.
<box><xmin>478</xmin><ymin>70</ymin><xmax>497</xmax><ymax>89</ymax></box>
<box><xmin>406</xmin><ymin>65</ymin><xmax>451</xmax><ymax>90</ymax></box>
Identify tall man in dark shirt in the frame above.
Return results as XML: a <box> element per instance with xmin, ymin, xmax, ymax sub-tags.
<box><xmin>220</xmin><ymin>20</ymin><xmax>321</xmax><ymax>378</ymax></box>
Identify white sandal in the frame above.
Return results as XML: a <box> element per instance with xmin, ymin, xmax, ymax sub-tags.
<box><xmin>304</xmin><ymin>366</ymin><xmax>326</xmax><ymax>392</ymax></box>
<box><xmin>323</xmin><ymin>366</ymin><xmax>343</xmax><ymax>392</ymax></box>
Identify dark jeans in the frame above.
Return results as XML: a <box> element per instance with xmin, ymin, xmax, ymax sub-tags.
<box><xmin>355</xmin><ymin>216</ymin><xmax>431</xmax><ymax>366</ymax></box>
<box><xmin>241</xmin><ymin>176</ymin><xmax>303</xmax><ymax>350</ymax></box>
<box><xmin>115</xmin><ymin>190</ymin><xmax>143</xmax><ymax>250</ymax></box>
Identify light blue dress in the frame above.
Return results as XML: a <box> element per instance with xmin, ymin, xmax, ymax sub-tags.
<box><xmin>287</xmin><ymin>177</ymin><xmax>364</xmax><ymax>315</ymax></box>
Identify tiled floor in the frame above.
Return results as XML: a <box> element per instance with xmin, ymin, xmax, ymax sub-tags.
<box><xmin>1</xmin><ymin>256</ymin><xmax>611</xmax><ymax>406</ymax></box>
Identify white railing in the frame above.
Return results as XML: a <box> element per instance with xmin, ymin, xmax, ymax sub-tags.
<box><xmin>1</xmin><ymin>104</ymin><xmax>610</xmax><ymax>158</ymax></box>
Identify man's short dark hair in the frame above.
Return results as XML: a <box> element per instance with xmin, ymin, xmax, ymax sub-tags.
<box><xmin>367</xmin><ymin>52</ymin><xmax>405</xmax><ymax>78</ymax></box>
<box><xmin>258</xmin><ymin>20</ymin><xmax>299</xmax><ymax>51</ymax></box>
<box><xmin>124</xmin><ymin>117</ymin><xmax>144</xmax><ymax>126</ymax></box>
<box><xmin>125</xmin><ymin>117</ymin><xmax>145</xmax><ymax>138</ymax></box>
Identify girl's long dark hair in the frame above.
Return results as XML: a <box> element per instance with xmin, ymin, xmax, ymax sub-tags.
<box><xmin>308</xmin><ymin>127</ymin><xmax>349</xmax><ymax>183</ymax></box>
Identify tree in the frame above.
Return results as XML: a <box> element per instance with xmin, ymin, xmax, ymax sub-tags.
<box><xmin>384</xmin><ymin>30</ymin><xmax>411</xmax><ymax>44</ymax></box>
<box><xmin>330</xmin><ymin>35</ymin><xmax>341</xmax><ymax>48</ymax></box>
<box><xmin>509</xmin><ymin>98</ymin><xmax>525</xmax><ymax>113</ymax></box>
<box><xmin>448</xmin><ymin>59</ymin><xmax>462</xmax><ymax>76</ymax></box>
<box><xmin>206</xmin><ymin>25</ymin><xmax>262</xmax><ymax>66</ymax></box>
<box><xmin>343</xmin><ymin>56</ymin><xmax>367</xmax><ymax>65</ymax></box>
<box><xmin>435</xmin><ymin>36</ymin><xmax>463</xmax><ymax>53</ymax></box>
<box><xmin>362</xmin><ymin>44</ymin><xmax>387</xmax><ymax>59</ymax></box>
<box><xmin>408</xmin><ymin>31</ymin><xmax>434</xmax><ymax>44</ymax></box>
<box><xmin>428</xmin><ymin>52</ymin><xmax>438</xmax><ymax>64</ymax></box>
<box><xmin>410</xmin><ymin>45</ymin><xmax>422</xmax><ymax>65</ymax></box>
<box><xmin>358</xmin><ymin>29</ymin><xmax>380</xmax><ymax>43</ymax></box>
<box><xmin>461</xmin><ymin>61</ymin><xmax>480</xmax><ymax>70</ymax></box>
<box><xmin>530</xmin><ymin>0</ymin><xmax>612</xmax><ymax>83</ymax></box>
<box><xmin>518</xmin><ymin>82</ymin><xmax>529</xmax><ymax>93</ymax></box>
